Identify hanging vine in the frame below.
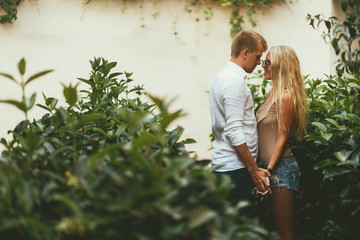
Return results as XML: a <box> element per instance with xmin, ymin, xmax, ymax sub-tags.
<box><xmin>0</xmin><ymin>0</ymin><xmax>22</xmax><ymax>24</ymax></box>
<box><xmin>184</xmin><ymin>0</ymin><xmax>287</xmax><ymax>37</ymax></box>
<box><xmin>1</xmin><ymin>0</ymin><xmax>288</xmax><ymax>37</ymax></box>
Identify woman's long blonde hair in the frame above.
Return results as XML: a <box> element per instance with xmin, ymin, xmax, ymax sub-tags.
<box><xmin>270</xmin><ymin>46</ymin><xmax>307</xmax><ymax>140</ymax></box>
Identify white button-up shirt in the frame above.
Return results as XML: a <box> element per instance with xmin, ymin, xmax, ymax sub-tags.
<box><xmin>209</xmin><ymin>61</ymin><xmax>258</xmax><ymax>172</ymax></box>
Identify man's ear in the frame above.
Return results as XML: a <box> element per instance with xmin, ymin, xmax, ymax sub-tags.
<box><xmin>242</xmin><ymin>48</ymin><xmax>249</xmax><ymax>60</ymax></box>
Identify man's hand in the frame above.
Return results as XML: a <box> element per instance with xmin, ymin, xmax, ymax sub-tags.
<box><xmin>233</xmin><ymin>143</ymin><xmax>272</xmax><ymax>194</ymax></box>
<box><xmin>250</xmin><ymin>168</ymin><xmax>272</xmax><ymax>195</ymax></box>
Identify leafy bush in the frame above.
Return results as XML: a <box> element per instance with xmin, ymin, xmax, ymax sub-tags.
<box><xmin>297</xmin><ymin>2</ymin><xmax>360</xmax><ymax>238</ymax></box>
<box><xmin>0</xmin><ymin>57</ymin><xmax>277</xmax><ymax>240</ymax></box>
<box><xmin>294</xmin><ymin>74</ymin><xmax>360</xmax><ymax>240</ymax></box>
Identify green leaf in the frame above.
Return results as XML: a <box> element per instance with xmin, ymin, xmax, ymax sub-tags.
<box><xmin>334</xmin><ymin>149</ymin><xmax>350</xmax><ymax>162</ymax></box>
<box><xmin>90</xmin><ymin>144</ymin><xmax>120</xmax><ymax>165</ymax></box>
<box><xmin>132</xmin><ymin>132</ymin><xmax>165</xmax><ymax>148</ymax></box>
<box><xmin>168</xmin><ymin>127</ymin><xmax>184</xmax><ymax>146</ymax></box>
<box><xmin>324</xmin><ymin>79</ymin><xmax>338</xmax><ymax>86</ymax></box>
<box><xmin>77</xmin><ymin>78</ymin><xmax>94</xmax><ymax>87</ymax></box>
<box><xmin>36</xmin><ymin>104</ymin><xmax>50</xmax><ymax>112</ymax></box>
<box><xmin>103</xmin><ymin>61</ymin><xmax>117</xmax><ymax>75</ymax></box>
<box><xmin>19</xmin><ymin>217</ymin><xmax>52</xmax><ymax>237</ymax></box>
<box><xmin>182</xmin><ymin>138</ymin><xmax>197</xmax><ymax>144</ymax></box>
<box><xmin>43</xmin><ymin>141</ymin><xmax>55</xmax><ymax>153</ymax></box>
<box><xmin>313</xmin><ymin>98</ymin><xmax>329</xmax><ymax>107</ymax></box>
<box><xmin>333</xmin><ymin>113</ymin><xmax>348</xmax><ymax>120</ymax></box>
<box><xmin>93</xmin><ymin>127</ymin><xmax>110</xmax><ymax>138</ymax></box>
<box><xmin>314</xmin><ymin>159</ymin><xmax>339</xmax><ymax>169</ymax></box>
<box><xmin>76</xmin><ymin>113</ymin><xmax>102</xmax><ymax>128</ymax></box>
<box><xmin>25</xmin><ymin>70</ymin><xmax>54</xmax><ymax>86</ymax></box>
<box><xmin>0</xmin><ymin>72</ymin><xmax>17</xmax><ymax>84</ymax></box>
<box><xmin>341</xmin><ymin>0</ymin><xmax>348</xmax><ymax>12</ymax></box>
<box><xmin>188</xmin><ymin>207</ymin><xmax>216</xmax><ymax>230</ymax></box>
<box><xmin>18</xmin><ymin>58</ymin><xmax>26</xmax><ymax>76</ymax></box>
<box><xmin>337</xmin><ymin>160</ymin><xmax>360</xmax><ymax>168</ymax></box>
<box><xmin>51</xmin><ymin>194</ymin><xmax>84</xmax><ymax>218</ymax></box>
<box><xmin>23</xmin><ymin>181</ymin><xmax>34</xmax><ymax>214</ymax></box>
<box><xmin>48</xmin><ymin>98</ymin><xmax>58</xmax><ymax>110</ymax></box>
<box><xmin>347</xmin><ymin>114</ymin><xmax>360</xmax><ymax>124</ymax></box>
<box><xmin>24</xmin><ymin>93</ymin><xmax>36</xmax><ymax>110</ymax></box>
<box><xmin>16</xmin><ymin>132</ymin><xmax>43</xmax><ymax>157</ymax></box>
<box><xmin>312</xmin><ymin>122</ymin><xmax>327</xmax><ymax>132</ymax></box>
<box><xmin>351</xmin><ymin>206</ymin><xmax>360</xmax><ymax>216</ymax></box>
<box><xmin>42</xmin><ymin>92</ymin><xmax>58</xmax><ymax>110</ymax></box>
<box><xmin>325</xmin><ymin>118</ymin><xmax>340</xmax><ymax>128</ymax></box>
<box><xmin>321</xmin><ymin>133</ymin><xmax>332</xmax><ymax>141</ymax></box>
<box><xmin>0</xmin><ymin>99</ymin><xmax>27</xmax><ymax>112</ymax></box>
<box><xmin>109</xmin><ymin>72</ymin><xmax>123</xmax><ymax>79</ymax></box>
<box><xmin>62</xmin><ymin>83</ymin><xmax>78</xmax><ymax>106</ymax></box>
<box><xmin>323</xmin><ymin>167</ymin><xmax>353</xmax><ymax>180</ymax></box>
<box><xmin>325</xmin><ymin>20</ymin><xmax>331</xmax><ymax>31</ymax></box>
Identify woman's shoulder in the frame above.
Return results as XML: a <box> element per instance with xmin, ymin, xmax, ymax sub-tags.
<box><xmin>282</xmin><ymin>91</ymin><xmax>291</xmax><ymax>101</ymax></box>
<box><xmin>281</xmin><ymin>91</ymin><xmax>294</xmax><ymax>112</ymax></box>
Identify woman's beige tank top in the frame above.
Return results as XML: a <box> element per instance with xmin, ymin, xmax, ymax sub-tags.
<box><xmin>256</xmin><ymin>91</ymin><xmax>293</xmax><ymax>163</ymax></box>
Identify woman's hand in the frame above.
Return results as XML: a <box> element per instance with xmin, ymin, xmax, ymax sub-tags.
<box><xmin>250</xmin><ymin>168</ymin><xmax>272</xmax><ymax>195</ymax></box>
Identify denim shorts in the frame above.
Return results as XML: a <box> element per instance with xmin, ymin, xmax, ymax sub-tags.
<box><xmin>264</xmin><ymin>156</ymin><xmax>301</xmax><ymax>191</ymax></box>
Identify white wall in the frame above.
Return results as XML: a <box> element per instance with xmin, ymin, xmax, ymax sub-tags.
<box><xmin>0</xmin><ymin>0</ymin><xmax>333</xmax><ymax>159</ymax></box>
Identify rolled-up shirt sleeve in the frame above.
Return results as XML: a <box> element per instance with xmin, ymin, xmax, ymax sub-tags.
<box><xmin>223</xmin><ymin>77</ymin><xmax>247</xmax><ymax>146</ymax></box>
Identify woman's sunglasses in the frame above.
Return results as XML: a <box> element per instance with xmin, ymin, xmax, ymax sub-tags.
<box><xmin>261</xmin><ymin>59</ymin><xmax>271</xmax><ymax>69</ymax></box>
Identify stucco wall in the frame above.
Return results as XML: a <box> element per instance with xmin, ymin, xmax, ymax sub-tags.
<box><xmin>0</xmin><ymin>0</ymin><xmax>334</xmax><ymax>159</ymax></box>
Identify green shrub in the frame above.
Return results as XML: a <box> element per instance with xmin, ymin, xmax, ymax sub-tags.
<box><xmin>294</xmin><ymin>74</ymin><xmax>360</xmax><ymax>240</ymax></box>
<box><xmin>297</xmin><ymin>2</ymin><xmax>360</xmax><ymax>238</ymax></box>
<box><xmin>0</xmin><ymin>57</ymin><xmax>277</xmax><ymax>240</ymax></box>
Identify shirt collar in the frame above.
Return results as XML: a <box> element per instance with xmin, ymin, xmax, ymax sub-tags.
<box><xmin>224</xmin><ymin>61</ymin><xmax>248</xmax><ymax>79</ymax></box>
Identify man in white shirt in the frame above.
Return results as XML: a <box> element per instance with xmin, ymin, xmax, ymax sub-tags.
<box><xmin>209</xmin><ymin>30</ymin><xmax>271</xmax><ymax>208</ymax></box>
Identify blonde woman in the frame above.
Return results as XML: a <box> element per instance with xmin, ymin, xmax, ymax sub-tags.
<box><xmin>256</xmin><ymin>46</ymin><xmax>307</xmax><ymax>240</ymax></box>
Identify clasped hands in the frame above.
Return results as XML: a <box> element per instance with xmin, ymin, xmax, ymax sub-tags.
<box><xmin>253</xmin><ymin>168</ymin><xmax>272</xmax><ymax>195</ymax></box>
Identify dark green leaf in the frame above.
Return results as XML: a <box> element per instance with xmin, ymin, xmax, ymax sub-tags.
<box><xmin>325</xmin><ymin>118</ymin><xmax>340</xmax><ymax>128</ymax></box>
<box><xmin>0</xmin><ymin>99</ymin><xmax>27</xmax><ymax>112</ymax></box>
<box><xmin>325</xmin><ymin>20</ymin><xmax>331</xmax><ymax>31</ymax></box>
<box><xmin>37</xmin><ymin>103</ymin><xmax>50</xmax><ymax>112</ymax></box>
<box><xmin>0</xmin><ymin>72</ymin><xmax>17</xmax><ymax>84</ymax></box>
<box><xmin>63</xmin><ymin>83</ymin><xmax>78</xmax><ymax>106</ymax></box>
<box><xmin>341</xmin><ymin>0</ymin><xmax>348</xmax><ymax>12</ymax></box>
<box><xmin>347</xmin><ymin>113</ymin><xmax>360</xmax><ymax>124</ymax></box>
<box><xmin>314</xmin><ymin>159</ymin><xmax>339</xmax><ymax>169</ymax></box>
<box><xmin>48</xmin><ymin>98</ymin><xmax>58</xmax><ymax>110</ymax></box>
<box><xmin>16</xmin><ymin>131</ymin><xmax>43</xmax><ymax>157</ymax></box>
<box><xmin>312</xmin><ymin>122</ymin><xmax>327</xmax><ymax>132</ymax></box>
<box><xmin>188</xmin><ymin>207</ymin><xmax>216</xmax><ymax>229</ymax></box>
<box><xmin>109</xmin><ymin>72</ymin><xmax>123</xmax><ymax>79</ymax></box>
<box><xmin>323</xmin><ymin>167</ymin><xmax>353</xmax><ymax>180</ymax></box>
<box><xmin>26</xmin><ymin>70</ymin><xmax>54</xmax><ymax>86</ymax></box>
<box><xmin>25</xmin><ymin>93</ymin><xmax>36</xmax><ymax>110</ymax></box>
<box><xmin>18</xmin><ymin>58</ymin><xmax>26</xmax><ymax>76</ymax></box>
<box><xmin>77</xmin><ymin>78</ymin><xmax>94</xmax><ymax>87</ymax></box>
<box><xmin>182</xmin><ymin>138</ymin><xmax>197</xmax><ymax>144</ymax></box>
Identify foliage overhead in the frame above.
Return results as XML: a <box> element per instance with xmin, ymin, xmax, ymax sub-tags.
<box><xmin>307</xmin><ymin>0</ymin><xmax>360</xmax><ymax>76</ymax></box>
<box><xmin>0</xmin><ymin>0</ymin><xmax>22</xmax><ymax>24</ymax></box>
<box><xmin>1</xmin><ymin>0</ymin><xmax>286</xmax><ymax>37</ymax></box>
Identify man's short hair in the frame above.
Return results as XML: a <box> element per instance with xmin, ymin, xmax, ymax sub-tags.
<box><xmin>231</xmin><ymin>30</ymin><xmax>268</xmax><ymax>57</ymax></box>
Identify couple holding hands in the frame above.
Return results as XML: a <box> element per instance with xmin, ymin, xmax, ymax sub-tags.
<box><xmin>209</xmin><ymin>30</ymin><xmax>307</xmax><ymax>240</ymax></box>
